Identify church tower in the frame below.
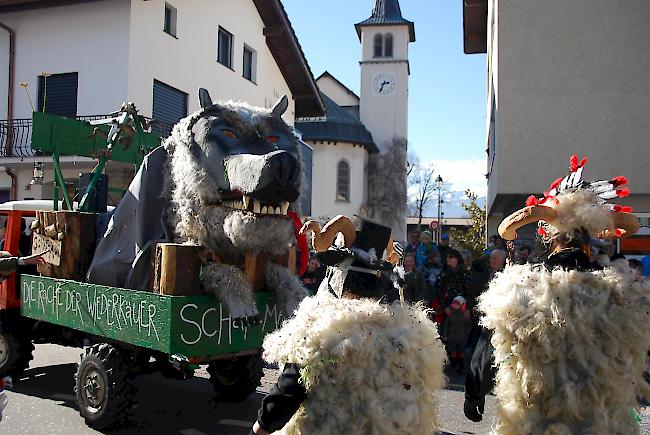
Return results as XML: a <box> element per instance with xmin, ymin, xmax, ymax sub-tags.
<box><xmin>356</xmin><ymin>0</ymin><xmax>415</xmax><ymax>240</ymax></box>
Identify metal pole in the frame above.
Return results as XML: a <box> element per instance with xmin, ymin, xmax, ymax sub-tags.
<box><xmin>437</xmin><ymin>187</ymin><xmax>441</xmax><ymax>245</ymax></box>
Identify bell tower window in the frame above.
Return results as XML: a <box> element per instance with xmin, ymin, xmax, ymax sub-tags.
<box><xmin>373</xmin><ymin>34</ymin><xmax>383</xmax><ymax>58</ymax></box>
<box><xmin>384</xmin><ymin>33</ymin><xmax>394</xmax><ymax>57</ymax></box>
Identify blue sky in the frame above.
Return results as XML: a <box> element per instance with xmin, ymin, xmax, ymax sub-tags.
<box><xmin>283</xmin><ymin>0</ymin><xmax>488</xmax><ymax>202</ymax></box>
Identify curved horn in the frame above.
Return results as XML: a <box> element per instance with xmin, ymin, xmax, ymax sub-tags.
<box><xmin>385</xmin><ymin>238</ymin><xmax>400</xmax><ymax>266</ymax></box>
<box><xmin>498</xmin><ymin>206</ymin><xmax>557</xmax><ymax>241</ymax></box>
<box><xmin>299</xmin><ymin>215</ymin><xmax>356</xmax><ymax>252</ymax></box>
<box><xmin>597</xmin><ymin>212</ymin><xmax>640</xmax><ymax>239</ymax></box>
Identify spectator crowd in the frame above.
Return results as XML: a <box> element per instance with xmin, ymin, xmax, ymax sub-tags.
<box><xmin>301</xmin><ymin>228</ymin><xmax>649</xmax><ymax>374</ymax></box>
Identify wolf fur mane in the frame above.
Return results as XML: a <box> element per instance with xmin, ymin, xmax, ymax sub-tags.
<box><xmin>163</xmin><ymin>96</ymin><xmax>307</xmax><ymax>319</ymax></box>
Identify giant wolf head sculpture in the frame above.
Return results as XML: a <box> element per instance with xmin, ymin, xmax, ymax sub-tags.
<box><xmin>165</xmin><ymin>89</ymin><xmax>303</xmax><ymax>258</ymax></box>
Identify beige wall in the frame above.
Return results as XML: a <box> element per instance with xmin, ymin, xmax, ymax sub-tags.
<box><xmin>315</xmin><ymin>75</ymin><xmax>359</xmax><ymax>108</ymax></box>
<box><xmin>359</xmin><ymin>24</ymin><xmax>410</xmax><ymax>149</ymax></box>
<box><xmin>487</xmin><ymin>0</ymin><xmax>650</xmax><ymax>233</ymax></box>
<box><xmin>308</xmin><ymin>142</ymin><xmax>367</xmax><ymax>220</ymax></box>
<box><xmin>127</xmin><ymin>0</ymin><xmax>296</xmax><ymax>124</ymax></box>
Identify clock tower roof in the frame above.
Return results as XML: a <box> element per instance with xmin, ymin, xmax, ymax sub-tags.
<box><xmin>355</xmin><ymin>0</ymin><xmax>415</xmax><ymax>42</ymax></box>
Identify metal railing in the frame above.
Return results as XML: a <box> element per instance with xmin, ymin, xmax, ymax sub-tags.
<box><xmin>0</xmin><ymin>115</ymin><xmax>174</xmax><ymax>159</ymax></box>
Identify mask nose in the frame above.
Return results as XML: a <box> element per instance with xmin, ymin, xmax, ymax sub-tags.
<box><xmin>269</xmin><ymin>151</ymin><xmax>300</xmax><ymax>185</ymax></box>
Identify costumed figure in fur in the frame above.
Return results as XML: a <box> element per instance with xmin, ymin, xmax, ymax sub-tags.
<box><xmin>250</xmin><ymin>216</ymin><xmax>447</xmax><ymax>435</ymax></box>
<box><xmin>87</xmin><ymin>89</ymin><xmax>309</xmax><ymax>324</ymax></box>
<box><xmin>466</xmin><ymin>155</ymin><xmax>650</xmax><ymax>434</ymax></box>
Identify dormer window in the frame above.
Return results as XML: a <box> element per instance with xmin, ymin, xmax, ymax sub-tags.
<box><xmin>373</xmin><ymin>33</ymin><xmax>394</xmax><ymax>58</ymax></box>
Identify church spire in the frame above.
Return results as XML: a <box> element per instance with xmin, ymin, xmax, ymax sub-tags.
<box><xmin>355</xmin><ymin>0</ymin><xmax>415</xmax><ymax>42</ymax></box>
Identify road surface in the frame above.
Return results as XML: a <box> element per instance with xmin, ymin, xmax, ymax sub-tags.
<box><xmin>1</xmin><ymin>344</ymin><xmax>648</xmax><ymax>434</ymax></box>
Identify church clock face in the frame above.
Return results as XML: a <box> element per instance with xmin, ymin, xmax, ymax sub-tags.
<box><xmin>374</xmin><ymin>73</ymin><xmax>395</xmax><ymax>95</ymax></box>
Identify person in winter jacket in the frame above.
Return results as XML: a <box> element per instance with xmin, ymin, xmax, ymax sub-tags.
<box><xmin>438</xmin><ymin>249</ymin><xmax>469</xmax><ymax>317</ymax></box>
<box><xmin>443</xmin><ymin>295</ymin><xmax>470</xmax><ymax>373</ymax></box>
<box><xmin>415</xmin><ymin>229</ymin><xmax>438</xmax><ymax>268</ymax></box>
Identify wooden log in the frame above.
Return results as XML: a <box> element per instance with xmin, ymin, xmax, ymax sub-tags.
<box><xmin>154</xmin><ymin>243</ymin><xmax>202</xmax><ymax>296</ymax></box>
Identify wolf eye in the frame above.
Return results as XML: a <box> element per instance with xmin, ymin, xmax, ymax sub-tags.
<box><xmin>222</xmin><ymin>129</ymin><xmax>237</xmax><ymax>138</ymax></box>
<box><xmin>267</xmin><ymin>136</ymin><xmax>279</xmax><ymax>143</ymax></box>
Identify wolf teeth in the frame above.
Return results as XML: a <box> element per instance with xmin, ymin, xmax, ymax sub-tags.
<box><xmin>275</xmin><ymin>206</ymin><xmax>281</xmax><ymax>215</ymax></box>
<box><xmin>280</xmin><ymin>202</ymin><xmax>289</xmax><ymax>215</ymax></box>
<box><xmin>268</xmin><ymin>207</ymin><xmax>275</xmax><ymax>215</ymax></box>
<box><xmin>242</xmin><ymin>196</ymin><xmax>251</xmax><ymax>210</ymax></box>
<box><xmin>261</xmin><ymin>206</ymin><xmax>268</xmax><ymax>214</ymax></box>
<box><xmin>253</xmin><ymin>200</ymin><xmax>261</xmax><ymax>213</ymax></box>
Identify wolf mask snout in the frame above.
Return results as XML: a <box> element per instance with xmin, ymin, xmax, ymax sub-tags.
<box><xmin>224</xmin><ymin>150</ymin><xmax>300</xmax><ymax>203</ymax></box>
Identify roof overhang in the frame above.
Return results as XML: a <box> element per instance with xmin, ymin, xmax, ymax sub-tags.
<box><xmin>253</xmin><ymin>0</ymin><xmax>326</xmax><ymax>117</ymax></box>
<box><xmin>463</xmin><ymin>0</ymin><xmax>488</xmax><ymax>54</ymax></box>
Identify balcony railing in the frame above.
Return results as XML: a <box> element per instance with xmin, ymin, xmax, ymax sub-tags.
<box><xmin>0</xmin><ymin>115</ymin><xmax>175</xmax><ymax>159</ymax></box>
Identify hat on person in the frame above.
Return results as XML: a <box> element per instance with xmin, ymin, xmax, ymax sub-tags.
<box><xmin>421</xmin><ymin>229</ymin><xmax>433</xmax><ymax>240</ymax></box>
<box><xmin>499</xmin><ymin>155</ymin><xmax>639</xmax><ymax>243</ymax></box>
<box><xmin>301</xmin><ymin>215</ymin><xmax>403</xmax><ymax>299</ymax></box>
<box><xmin>440</xmin><ymin>233</ymin><xmax>449</xmax><ymax>241</ymax></box>
<box><xmin>453</xmin><ymin>295</ymin><xmax>466</xmax><ymax>305</ymax></box>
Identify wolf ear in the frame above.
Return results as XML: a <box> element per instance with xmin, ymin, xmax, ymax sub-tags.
<box><xmin>271</xmin><ymin>95</ymin><xmax>289</xmax><ymax>119</ymax></box>
<box><xmin>198</xmin><ymin>88</ymin><xmax>213</xmax><ymax>109</ymax></box>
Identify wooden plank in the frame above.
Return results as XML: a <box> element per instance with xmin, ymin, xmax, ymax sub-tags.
<box><xmin>19</xmin><ymin>275</ymin><xmax>281</xmax><ymax>358</ymax></box>
<box><xmin>34</xmin><ymin>210</ymin><xmax>97</xmax><ymax>280</ymax></box>
<box><xmin>32</xmin><ymin>233</ymin><xmax>62</xmax><ymax>266</ymax></box>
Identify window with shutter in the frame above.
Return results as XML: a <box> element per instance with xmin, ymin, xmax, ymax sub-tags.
<box><xmin>152</xmin><ymin>80</ymin><xmax>188</xmax><ymax>137</ymax></box>
<box><xmin>37</xmin><ymin>72</ymin><xmax>78</xmax><ymax>118</ymax></box>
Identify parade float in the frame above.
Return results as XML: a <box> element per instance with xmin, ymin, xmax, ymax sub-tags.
<box><xmin>0</xmin><ymin>89</ymin><xmax>309</xmax><ymax>429</ymax></box>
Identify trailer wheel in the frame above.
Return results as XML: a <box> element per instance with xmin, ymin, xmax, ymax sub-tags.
<box><xmin>207</xmin><ymin>352</ymin><xmax>263</xmax><ymax>402</ymax></box>
<box><xmin>75</xmin><ymin>343</ymin><xmax>136</xmax><ymax>430</ymax></box>
<box><xmin>0</xmin><ymin>322</ymin><xmax>34</xmax><ymax>378</ymax></box>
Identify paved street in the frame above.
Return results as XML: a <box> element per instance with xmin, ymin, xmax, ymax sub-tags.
<box><xmin>1</xmin><ymin>344</ymin><xmax>649</xmax><ymax>434</ymax></box>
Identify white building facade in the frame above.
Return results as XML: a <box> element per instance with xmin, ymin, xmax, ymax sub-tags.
<box><xmin>0</xmin><ymin>0</ymin><xmax>323</xmax><ymax>202</ymax></box>
<box><xmin>464</xmin><ymin>0</ymin><xmax>650</xmax><ymax>240</ymax></box>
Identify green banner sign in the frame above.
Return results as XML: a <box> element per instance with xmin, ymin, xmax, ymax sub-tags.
<box><xmin>20</xmin><ymin>275</ymin><xmax>281</xmax><ymax>358</ymax></box>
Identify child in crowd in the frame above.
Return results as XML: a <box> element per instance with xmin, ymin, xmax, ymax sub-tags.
<box><xmin>442</xmin><ymin>296</ymin><xmax>470</xmax><ymax>373</ymax></box>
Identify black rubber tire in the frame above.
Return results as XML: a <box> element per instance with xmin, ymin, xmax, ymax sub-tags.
<box><xmin>207</xmin><ymin>352</ymin><xmax>264</xmax><ymax>402</ymax></box>
<box><xmin>0</xmin><ymin>320</ymin><xmax>34</xmax><ymax>379</ymax></box>
<box><xmin>74</xmin><ymin>343</ymin><xmax>136</xmax><ymax>430</ymax></box>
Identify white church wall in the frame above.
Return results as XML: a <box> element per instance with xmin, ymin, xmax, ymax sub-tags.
<box><xmin>309</xmin><ymin>142</ymin><xmax>367</xmax><ymax>220</ymax></box>
<box><xmin>316</xmin><ymin>75</ymin><xmax>360</xmax><ymax>108</ymax></box>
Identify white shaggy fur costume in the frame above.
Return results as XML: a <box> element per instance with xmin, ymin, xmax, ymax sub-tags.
<box><xmin>262</xmin><ymin>291</ymin><xmax>447</xmax><ymax>435</ymax></box>
<box><xmin>479</xmin><ymin>258</ymin><xmax>650</xmax><ymax>434</ymax></box>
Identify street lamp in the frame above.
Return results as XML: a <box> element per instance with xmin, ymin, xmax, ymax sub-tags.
<box><xmin>435</xmin><ymin>175</ymin><xmax>443</xmax><ymax>244</ymax></box>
